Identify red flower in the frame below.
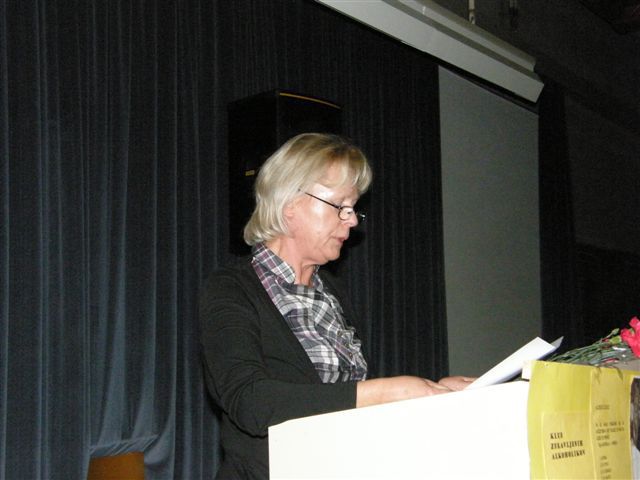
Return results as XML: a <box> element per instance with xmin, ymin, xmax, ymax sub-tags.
<box><xmin>621</xmin><ymin>317</ymin><xmax>640</xmax><ymax>357</ymax></box>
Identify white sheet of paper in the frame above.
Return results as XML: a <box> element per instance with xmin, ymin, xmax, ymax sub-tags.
<box><xmin>465</xmin><ymin>336</ymin><xmax>563</xmax><ymax>390</ymax></box>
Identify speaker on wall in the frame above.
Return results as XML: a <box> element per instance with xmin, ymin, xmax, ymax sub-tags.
<box><xmin>228</xmin><ymin>90</ymin><xmax>342</xmax><ymax>254</ymax></box>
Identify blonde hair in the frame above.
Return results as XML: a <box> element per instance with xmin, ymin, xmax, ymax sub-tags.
<box><xmin>243</xmin><ymin>133</ymin><xmax>372</xmax><ymax>245</ymax></box>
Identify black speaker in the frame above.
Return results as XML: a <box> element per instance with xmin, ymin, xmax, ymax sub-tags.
<box><xmin>228</xmin><ymin>90</ymin><xmax>342</xmax><ymax>254</ymax></box>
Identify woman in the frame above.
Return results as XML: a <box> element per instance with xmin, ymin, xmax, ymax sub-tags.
<box><xmin>200</xmin><ymin>133</ymin><xmax>471</xmax><ymax>479</ymax></box>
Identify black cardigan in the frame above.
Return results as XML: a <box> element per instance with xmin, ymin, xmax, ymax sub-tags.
<box><xmin>199</xmin><ymin>257</ymin><xmax>362</xmax><ymax>479</ymax></box>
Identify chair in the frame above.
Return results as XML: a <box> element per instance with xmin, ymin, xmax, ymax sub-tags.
<box><xmin>87</xmin><ymin>451</ymin><xmax>145</xmax><ymax>480</ymax></box>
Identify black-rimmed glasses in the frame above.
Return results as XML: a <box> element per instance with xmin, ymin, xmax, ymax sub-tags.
<box><xmin>301</xmin><ymin>191</ymin><xmax>366</xmax><ymax>223</ymax></box>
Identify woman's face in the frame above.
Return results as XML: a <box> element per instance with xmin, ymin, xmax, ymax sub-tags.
<box><xmin>288</xmin><ymin>163</ymin><xmax>360</xmax><ymax>266</ymax></box>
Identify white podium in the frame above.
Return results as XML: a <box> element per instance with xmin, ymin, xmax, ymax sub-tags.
<box><xmin>269</xmin><ymin>381</ymin><xmax>530</xmax><ymax>479</ymax></box>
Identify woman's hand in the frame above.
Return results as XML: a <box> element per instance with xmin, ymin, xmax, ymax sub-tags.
<box><xmin>437</xmin><ymin>375</ymin><xmax>476</xmax><ymax>391</ymax></box>
<box><xmin>356</xmin><ymin>375</ymin><xmax>452</xmax><ymax>408</ymax></box>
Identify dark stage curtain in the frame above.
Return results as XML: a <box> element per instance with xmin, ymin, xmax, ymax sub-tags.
<box><xmin>575</xmin><ymin>244</ymin><xmax>640</xmax><ymax>343</ymax></box>
<box><xmin>0</xmin><ymin>1</ymin><xmax>221</xmax><ymax>478</ymax></box>
<box><xmin>0</xmin><ymin>0</ymin><xmax>446</xmax><ymax>477</ymax></box>
<box><xmin>538</xmin><ymin>80</ymin><xmax>582</xmax><ymax>350</ymax></box>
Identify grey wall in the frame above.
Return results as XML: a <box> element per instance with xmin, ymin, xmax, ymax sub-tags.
<box><xmin>439</xmin><ymin>67</ymin><xmax>541</xmax><ymax>376</ymax></box>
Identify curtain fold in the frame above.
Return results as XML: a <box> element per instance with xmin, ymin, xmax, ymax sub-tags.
<box><xmin>1</xmin><ymin>1</ymin><xmax>91</xmax><ymax>477</ymax></box>
<box><xmin>1</xmin><ymin>0</ymin><xmax>445</xmax><ymax>477</ymax></box>
<box><xmin>0</xmin><ymin>0</ymin><xmax>7</xmax><ymax>468</ymax></box>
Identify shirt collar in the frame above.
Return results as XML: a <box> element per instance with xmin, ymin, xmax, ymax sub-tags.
<box><xmin>252</xmin><ymin>242</ymin><xmax>320</xmax><ymax>287</ymax></box>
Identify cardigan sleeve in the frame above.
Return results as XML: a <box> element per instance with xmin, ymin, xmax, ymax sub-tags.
<box><xmin>199</xmin><ymin>266</ymin><xmax>358</xmax><ymax>437</ymax></box>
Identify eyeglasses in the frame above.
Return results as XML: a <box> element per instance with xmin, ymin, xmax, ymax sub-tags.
<box><xmin>301</xmin><ymin>191</ymin><xmax>366</xmax><ymax>223</ymax></box>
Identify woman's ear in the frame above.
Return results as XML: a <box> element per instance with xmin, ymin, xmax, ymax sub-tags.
<box><xmin>283</xmin><ymin>195</ymin><xmax>304</xmax><ymax>234</ymax></box>
<box><xmin>284</xmin><ymin>194</ymin><xmax>302</xmax><ymax>220</ymax></box>
<box><xmin>283</xmin><ymin>201</ymin><xmax>297</xmax><ymax>227</ymax></box>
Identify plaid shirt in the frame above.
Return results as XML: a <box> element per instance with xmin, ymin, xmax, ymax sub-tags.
<box><xmin>252</xmin><ymin>243</ymin><xmax>367</xmax><ymax>383</ymax></box>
